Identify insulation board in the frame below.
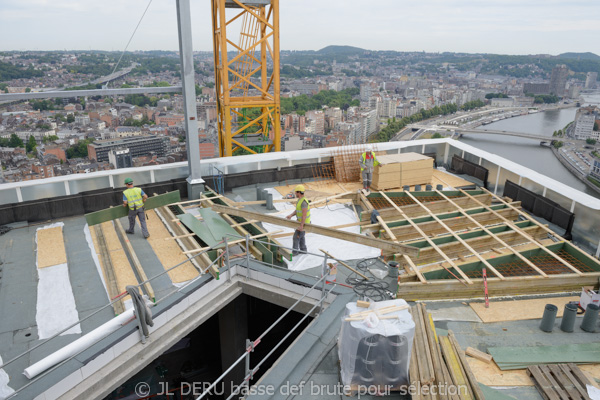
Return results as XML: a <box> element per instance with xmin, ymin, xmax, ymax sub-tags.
<box><xmin>36</xmin><ymin>226</ymin><xmax>67</xmax><ymax>268</ymax></box>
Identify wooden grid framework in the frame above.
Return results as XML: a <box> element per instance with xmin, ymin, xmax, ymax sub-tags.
<box><xmin>211</xmin><ymin>0</ymin><xmax>281</xmax><ymax>157</ymax></box>
<box><xmin>373</xmin><ymin>188</ymin><xmax>600</xmax><ymax>299</ymax></box>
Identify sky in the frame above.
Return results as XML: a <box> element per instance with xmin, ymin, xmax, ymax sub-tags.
<box><xmin>0</xmin><ymin>0</ymin><xmax>598</xmax><ymax>56</ymax></box>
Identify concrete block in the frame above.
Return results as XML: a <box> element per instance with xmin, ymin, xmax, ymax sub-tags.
<box><xmin>80</xmin><ymin>347</ymin><xmax>115</xmax><ymax>379</ymax></box>
<box><xmin>43</xmin><ymin>369</ymin><xmax>83</xmax><ymax>400</ymax></box>
<box><xmin>111</xmin><ymin>332</ymin><xmax>140</xmax><ymax>358</ymax></box>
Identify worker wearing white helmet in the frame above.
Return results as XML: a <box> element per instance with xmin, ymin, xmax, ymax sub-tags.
<box><xmin>359</xmin><ymin>146</ymin><xmax>380</xmax><ymax>194</ymax></box>
<box><xmin>286</xmin><ymin>184</ymin><xmax>311</xmax><ymax>256</ymax></box>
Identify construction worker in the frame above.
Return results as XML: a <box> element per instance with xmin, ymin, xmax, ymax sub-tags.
<box><xmin>359</xmin><ymin>146</ymin><xmax>380</xmax><ymax>194</ymax></box>
<box><xmin>286</xmin><ymin>184</ymin><xmax>311</xmax><ymax>256</ymax></box>
<box><xmin>122</xmin><ymin>178</ymin><xmax>150</xmax><ymax>238</ymax></box>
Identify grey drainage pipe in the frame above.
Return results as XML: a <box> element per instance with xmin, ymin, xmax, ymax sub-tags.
<box><xmin>560</xmin><ymin>303</ymin><xmax>578</xmax><ymax>332</ymax></box>
<box><xmin>581</xmin><ymin>303</ymin><xmax>599</xmax><ymax>333</ymax></box>
<box><xmin>539</xmin><ymin>304</ymin><xmax>558</xmax><ymax>332</ymax></box>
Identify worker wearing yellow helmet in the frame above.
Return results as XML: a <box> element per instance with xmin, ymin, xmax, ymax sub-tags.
<box><xmin>286</xmin><ymin>184</ymin><xmax>311</xmax><ymax>256</ymax></box>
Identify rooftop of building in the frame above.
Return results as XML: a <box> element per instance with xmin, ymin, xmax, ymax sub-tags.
<box><xmin>0</xmin><ymin>139</ymin><xmax>599</xmax><ymax>400</ymax></box>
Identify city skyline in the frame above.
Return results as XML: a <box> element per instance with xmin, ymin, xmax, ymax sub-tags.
<box><xmin>0</xmin><ymin>0</ymin><xmax>599</xmax><ymax>56</ymax></box>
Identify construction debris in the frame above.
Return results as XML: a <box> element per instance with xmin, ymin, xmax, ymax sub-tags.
<box><xmin>527</xmin><ymin>363</ymin><xmax>595</xmax><ymax>400</ymax></box>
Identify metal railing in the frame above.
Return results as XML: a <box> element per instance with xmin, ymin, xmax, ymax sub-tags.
<box><xmin>2</xmin><ymin>227</ymin><xmax>336</xmax><ymax>399</ymax></box>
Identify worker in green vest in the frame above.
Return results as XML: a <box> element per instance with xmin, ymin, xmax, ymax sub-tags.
<box><xmin>359</xmin><ymin>146</ymin><xmax>380</xmax><ymax>195</ymax></box>
<box><xmin>122</xmin><ymin>178</ymin><xmax>150</xmax><ymax>238</ymax></box>
<box><xmin>286</xmin><ymin>184</ymin><xmax>311</xmax><ymax>256</ymax></box>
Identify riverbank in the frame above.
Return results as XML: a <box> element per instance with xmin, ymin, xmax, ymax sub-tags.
<box><xmin>551</xmin><ymin>145</ymin><xmax>600</xmax><ymax>195</ymax></box>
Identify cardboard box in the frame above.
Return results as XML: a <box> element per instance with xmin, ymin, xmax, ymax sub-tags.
<box><xmin>580</xmin><ymin>286</ymin><xmax>600</xmax><ymax>310</ymax></box>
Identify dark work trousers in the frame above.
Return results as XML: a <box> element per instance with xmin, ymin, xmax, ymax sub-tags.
<box><xmin>127</xmin><ymin>207</ymin><xmax>149</xmax><ymax>238</ymax></box>
<box><xmin>292</xmin><ymin>229</ymin><xmax>307</xmax><ymax>254</ymax></box>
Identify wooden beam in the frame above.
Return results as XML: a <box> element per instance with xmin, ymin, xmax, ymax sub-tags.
<box><xmin>182</xmin><ymin>231</ymin><xmax>282</xmax><ymax>254</ymax></box>
<box><xmin>404</xmin><ymin>254</ymin><xmax>427</xmax><ymax>283</ymax></box>
<box><xmin>464</xmin><ymin>189</ymin><xmax>582</xmax><ymax>276</ymax></box>
<box><xmin>114</xmin><ymin>219</ymin><xmax>155</xmax><ymax>301</ymax></box>
<box><xmin>377</xmin><ymin>215</ymin><xmax>398</xmax><ymax>242</ymax></box>
<box><xmin>211</xmin><ymin>204</ymin><xmax>420</xmax><ymax>256</ymax></box>
<box><xmin>405</xmin><ymin>191</ymin><xmax>506</xmax><ymax>280</ymax></box>
<box><xmin>378</xmin><ymin>191</ymin><xmax>472</xmax><ymax>284</ymax></box>
<box><xmin>465</xmin><ymin>347</ymin><xmax>493</xmax><ymax>364</ymax></box>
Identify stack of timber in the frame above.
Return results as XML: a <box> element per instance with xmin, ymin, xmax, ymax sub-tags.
<box><xmin>409</xmin><ymin>303</ymin><xmax>484</xmax><ymax>400</ymax></box>
<box><xmin>527</xmin><ymin>364</ymin><xmax>595</xmax><ymax>400</ymax></box>
<box><xmin>372</xmin><ymin>153</ymin><xmax>434</xmax><ymax>190</ymax></box>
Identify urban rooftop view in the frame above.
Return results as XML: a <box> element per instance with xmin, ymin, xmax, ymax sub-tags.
<box><xmin>0</xmin><ymin>1</ymin><xmax>600</xmax><ymax>400</ymax></box>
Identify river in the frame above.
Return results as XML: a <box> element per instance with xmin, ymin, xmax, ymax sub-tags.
<box><xmin>460</xmin><ymin>92</ymin><xmax>600</xmax><ymax>198</ymax></box>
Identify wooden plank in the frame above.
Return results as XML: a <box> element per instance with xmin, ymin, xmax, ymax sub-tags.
<box><xmin>465</xmin><ymin>347</ymin><xmax>493</xmax><ymax>364</ymax></box>
<box><xmin>439</xmin><ymin>336</ymin><xmax>474</xmax><ymax>400</ymax></box>
<box><xmin>92</xmin><ymin>224</ymin><xmax>125</xmax><ymax>315</ymax></box>
<box><xmin>435</xmin><ymin>190</ymin><xmax>550</xmax><ymax>278</ymax></box>
<box><xmin>557</xmin><ymin>364</ymin><xmax>591</xmax><ymax>400</ymax></box>
<box><xmin>410</xmin><ymin>307</ymin><xmax>434</xmax><ymax>386</ymax></box>
<box><xmin>539</xmin><ymin>365</ymin><xmax>570</xmax><ymax>400</ymax></box>
<box><xmin>183</xmin><ymin>231</ymin><xmax>282</xmax><ymax>254</ymax></box>
<box><xmin>114</xmin><ymin>218</ymin><xmax>155</xmax><ymax>301</ymax></box>
<box><xmin>409</xmin><ymin>334</ymin><xmax>423</xmax><ymax>400</ymax></box>
<box><xmin>415</xmin><ymin>305</ymin><xmax>436</xmax><ymax>386</ymax></box>
<box><xmin>320</xmin><ymin>249</ymin><xmax>370</xmax><ymax>280</ymax></box>
<box><xmin>419</xmin><ymin>305</ymin><xmax>447</xmax><ymax>400</ymax></box>
<box><xmin>376</xmin><ymin>215</ymin><xmax>398</xmax><ymax>241</ymax></box>
<box><xmin>528</xmin><ymin>366</ymin><xmax>561</xmax><ymax>400</ymax></box>
<box><xmin>448</xmin><ymin>331</ymin><xmax>485</xmax><ymax>400</ymax></box>
<box><xmin>404</xmin><ymin>254</ymin><xmax>427</xmax><ymax>283</ymax></box>
<box><xmin>100</xmin><ymin>221</ymin><xmax>139</xmax><ymax>305</ymax></box>
<box><xmin>548</xmin><ymin>364</ymin><xmax>582</xmax><ymax>400</ymax></box>
<box><xmin>85</xmin><ymin>190</ymin><xmax>181</xmax><ymax>226</ymax></box>
<box><xmin>567</xmin><ymin>363</ymin><xmax>595</xmax><ymax>392</ymax></box>
<box><xmin>211</xmin><ymin>204</ymin><xmax>420</xmax><ymax>256</ymax></box>
<box><xmin>378</xmin><ymin>191</ymin><xmax>472</xmax><ymax>285</ymax></box>
<box><xmin>405</xmin><ymin>191</ymin><xmax>506</xmax><ymax>280</ymax></box>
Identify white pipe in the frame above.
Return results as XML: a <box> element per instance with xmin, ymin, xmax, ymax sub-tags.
<box><xmin>24</xmin><ymin>309</ymin><xmax>135</xmax><ymax>379</ymax></box>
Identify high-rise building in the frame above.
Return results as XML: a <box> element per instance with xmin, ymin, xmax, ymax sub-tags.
<box><xmin>88</xmin><ymin>135</ymin><xmax>170</xmax><ymax>162</ymax></box>
<box><xmin>523</xmin><ymin>82</ymin><xmax>550</xmax><ymax>95</ymax></box>
<box><xmin>108</xmin><ymin>148</ymin><xmax>133</xmax><ymax>169</ymax></box>
<box><xmin>359</xmin><ymin>83</ymin><xmax>372</xmax><ymax>103</ymax></box>
<box><xmin>550</xmin><ymin>65</ymin><xmax>568</xmax><ymax>97</ymax></box>
<box><xmin>573</xmin><ymin>107</ymin><xmax>598</xmax><ymax>140</ymax></box>
<box><xmin>586</xmin><ymin>72</ymin><xmax>598</xmax><ymax>89</ymax></box>
<box><xmin>305</xmin><ymin>110</ymin><xmax>324</xmax><ymax>135</ymax></box>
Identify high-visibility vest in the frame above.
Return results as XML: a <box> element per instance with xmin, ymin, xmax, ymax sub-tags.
<box><xmin>295</xmin><ymin>197</ymin><xmax>311</xmax><ymax>224</ymax></box>
<box><xmin>360</xmin><ymin>152</ymin><xmax>379</xmax><ymax>171</ymax></box>
<box><xmin>124</xmin><ymin>187</ymin><xmax>144</xmax><ymax>210</ymax></box>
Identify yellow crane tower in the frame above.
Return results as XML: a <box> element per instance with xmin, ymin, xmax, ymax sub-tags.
<box><xmin>211</xmin><ymin>0</ymin><xmax>281</xmax><ymax>157</ymax></box>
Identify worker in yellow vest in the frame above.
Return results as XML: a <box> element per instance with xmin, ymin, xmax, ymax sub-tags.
<box><xmin>122</xmin><ymin>178</ymin><xmax>150</xmax><ymax>238</ymax></box>
<box><xmin>286</xmin><ymin>184</ymin><xmax>311</xmax><ymax>256</ymax></box>
<box><xmin>359</xmin><ymin>146</ymin><xmax>380</xmax><ymax>195</ymax></box>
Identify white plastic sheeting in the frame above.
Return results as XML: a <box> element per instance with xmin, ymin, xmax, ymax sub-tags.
<box><xmin>35</xmin><ymin>223</ymin><xmax>81</xmax><ymax>339</ymax></box>
<box><xmin>338</xmin><ymin>299</ymin><xmax>415</xmax><ymax>390</ymax></box>
<box><xmin>84</xmin><ymin>223</ymin><xmax>110</xmax><ymax>301</ymax></box>
<box><xmin>0</xmin><ymin>355</ymin><xmax>15</xmax><ymax>400</ymax></box>
<box><xmin>262</xmin><ymin>188</ymin><xmax>381</xmax><ymax>271</ymax></box>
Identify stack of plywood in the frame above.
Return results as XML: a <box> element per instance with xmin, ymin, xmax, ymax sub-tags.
<box><xmin>371</xmin><ymin>153</ymin><xmax>433</xmax><ymax>190</ymax></box>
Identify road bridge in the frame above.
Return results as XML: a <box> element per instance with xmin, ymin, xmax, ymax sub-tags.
<box><xmin>407</xmin><ymin>124</ymin><xmax>553</xmax><ymax>141</ymax></box>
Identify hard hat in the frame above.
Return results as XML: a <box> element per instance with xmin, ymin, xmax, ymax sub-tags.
<box><xmin>294</xmin><ymin>184</ymin><xmax>305</xmax><ymax>193</ymax></box>
<box><xmin>124</xmin><ymin>178</ymin><xmax>133</xmax><ymax>184</ymax></box>
<box><xmin>366</xmin><ymin>145</ymin><xmax>373</xmax><ymax>151</ymax></box>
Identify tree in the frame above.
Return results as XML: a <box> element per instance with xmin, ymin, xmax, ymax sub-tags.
<box><xmin>66</xmin><ymin>114</ymin><xmax>75</xmax><ymax>123</ymax></box>
<box><xmin>26</xmin><ymin>135</ymin><xmax>37</xmax><ymax>153</ymax></box>
<box><xmin>25</xmin><ymin>87</ymin><xmax>31</xmax><ymax>93</ymax></box>
<box><xmin>9</xmin><ymin>134</ymin><xmax>24</xmax><ymax>148</ymax></box>
<box><xmin>431</xmin><ymin>132</ymin><xmax>443</xmax><ymax>139</ymax></box>
<box><xmin>586</xmin><ymin>138</ymin><xmax>597</xmax><ymax>145</ymax></box>
<box><xmin>594</xmin><ymin>122</ymin><xmax>599</xmax><ymax>132</ymax></box>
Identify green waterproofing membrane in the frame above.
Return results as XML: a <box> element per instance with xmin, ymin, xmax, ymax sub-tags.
<box><xmin>423</xmin><ymin>242</ymin><xmax>600</xmax><ymax>280</ymax></box>
<box><xmin>404</xmin><ymin>220</ymin><xmax>533</xmax><ymax>250</ymax></box>
<box><xmin>85</xmin><ymin>190</ymin><xmax>181</xmax><ymax>226</ymax></box>
<box><xmin>202</xmin><ymin>190</ymin><xmax>285</xmax><ymax>262</ymax></box>
<box><xmin>479</xmin><ymin>384</ymin><xmax>518</xmax><ymax>400</ymax></box>
<box><xmin>488</xmin><ymin>343</ymin><xmax>600</xmax><ymax>370</ymax></box>
<box><xmin>177</xmin><ymin>209</ymin><xmax>240</xmax><ymax>249</ymax></box>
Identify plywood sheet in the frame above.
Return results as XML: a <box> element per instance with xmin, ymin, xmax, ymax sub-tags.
<box><xmin>145</xmin><ymin>209</ymin><xmax>199</xmax><ymax>283</ymax></box>
<box><xmin>467</xmin><ymin>357</ymin><xmax>533</xmax><ymax>386</ymax></box>
<box><xmin>432</xmin><ymin>169</ymin><xmax>473</xmax><ymax>188</ymax></box>
<box><xmin>37</xmin><ymin>226</ymin><xmax>67</xmax><ymax>268</ymax></box>
<box><xmin>470</xmin><ymin>296</ymin><xmax>579</xmax><ymax>323</ymax></box>
<box><xmin>274</xmin><ymin>180</ymin><xmax>363</xmax><ymax>197</ymax></box>
<box><xmin>100</xmin><ymin>221</ymin><xmax>138</xmax><ymax>297</ymax></box>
